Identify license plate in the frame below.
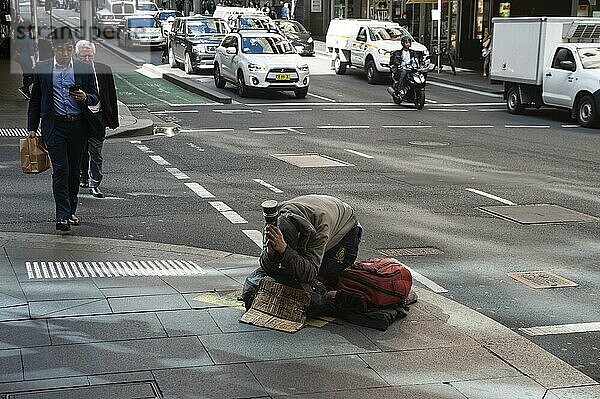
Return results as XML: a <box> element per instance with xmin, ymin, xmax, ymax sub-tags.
<box><xmin>275</xmin><ymin>74</ymin><xmax>290</xmax><ymax>81</ymax></box>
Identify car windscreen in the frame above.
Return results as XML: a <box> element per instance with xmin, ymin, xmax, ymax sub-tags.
<box><xmin>577</xmin><ymin>47</ymin><xmax>600</xmax><ymax>69</ymax></box>
<box><xmin>241</xmin><ymin>36</ymin><xmax>294</xmax><ymax>54</ymax></box>
<box><xmin>158</xmin><ymin>11</ymin><xmax>181</xmax><ymax>20</ymax></box>
<box><xmin>237</xmin><ymin>17</ymin><xmax>275</xmax><ymax>30</ymax></box>
<box><xmin>136</xmin><ymin>3</ymin><xmax>157</xmax><ymax>10</ymax></box>
<box><xmin>187</xmin><ymin>20</ymin><xmax>222</xmax><ymax>34</ymax></box>
<box><xmin>127</xmin><ymin>18</ymin><xmax>158</xmax><ymax>28</ymax></box>
<box><xmin>277</xmin><ymin>20</ymin><xmax>306</xmax><ymax>34</ymax></box>
<box><xmin>369</xmin><ymin>26</ymin><xmax>411</xmax><ymax>41</ymax></box>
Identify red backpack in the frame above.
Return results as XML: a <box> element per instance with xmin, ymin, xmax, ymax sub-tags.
<box><xmin>335</xmin><ymin>258</ymin><xmax>413</xmax><ymax>312</ymax></box>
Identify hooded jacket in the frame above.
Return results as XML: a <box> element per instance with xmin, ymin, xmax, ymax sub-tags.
<box><xmin>259</xmin><ymin>194</ymin><xmax>357</xmax><ymax>283</ymax></box>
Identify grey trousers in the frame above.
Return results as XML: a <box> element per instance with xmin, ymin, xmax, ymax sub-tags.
<box><xmin>81</xmin><ymin>135</ymin><xmax>104</xmax><ymax>188</ymax></box>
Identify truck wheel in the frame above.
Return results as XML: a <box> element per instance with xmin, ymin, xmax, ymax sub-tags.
<box><xmin>506</xmin><ymin>86</ymin><xmax>525</xmax><ymax>115</ymax></box>
<box><xmin>366</xmin><ymin>59</ymin><xmax>380</xmax><ymax>84</ymax></box>
<box><xmin>184</xmin><ymin>52</ymin><xmax>195</xmax><ymax>75</ymax></box>
<box><xmin>237</xmin><ymin>71</ymin><xmax>249</xmax><ymax>98</ymax></box>
<box><xmin>214</xmin><ymin>64</ymin><xmax>226</xmax><ymax>88</ymax></box>
<box><xmin>168</xmin><ymin>46</ymin><xmax>178</xmax><ymax>68</ymax></box>
<box><xmin>334</xmin><ymin>55</ymin><xmax>347</xmax><ymax>75</ymax></box>
<box><xmin>415</xmin><ymin>89</ymin><xmax>425</xmax><ymax>110</ymax></box>
<box><xmin>577</xmin><ymin>95</ymin><xmax>599</xmax><ymax>128</ymax></box>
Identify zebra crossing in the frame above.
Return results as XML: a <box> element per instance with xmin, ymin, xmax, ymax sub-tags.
<box><xmin>0</xmin><ymin>128</ymin><xmax>28</xmax><ymax>137</ymax></box>
<box><xmin>25</xmin><ymin>260</ymin><xmax>206</xmax><ymax>279</ymax></box>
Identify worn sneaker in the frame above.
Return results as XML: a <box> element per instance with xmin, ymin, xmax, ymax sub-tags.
<box><xmin>55</xmin><ymin>219</ymin><xmax>71</xmax><ymax>231</ymax></box>
<box><xmin>68</xmin><ymin>214</ymin><xmax>80</xmax><ymax>226</ymax></box>
<box><xmin>90</xmin><ymin>187</ymin><xmax>104</xmax><ymax>198</ymax></box>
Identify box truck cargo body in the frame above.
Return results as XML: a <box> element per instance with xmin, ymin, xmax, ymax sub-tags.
<box><xmin>491</xmin><ymin>17</ymin><xmax>600</xmax><ymax>127</ymax></box>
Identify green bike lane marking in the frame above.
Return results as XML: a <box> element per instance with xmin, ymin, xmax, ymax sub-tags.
<box><xmin>114</xmin><ymin>72</ymin><xmax>213</xmax><ymax>107</ymax></box>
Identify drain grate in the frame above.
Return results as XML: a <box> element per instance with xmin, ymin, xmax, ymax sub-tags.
<box><xmin>479</xmin><ymin>204</ymin><xmax>598</xmax><ymax>225</ymax></box>
<box><xmin>7</xmin><ymin>381</ymin><xmax>160</xmax><ymax>398</ymax></box>
<box><xmin>378</xmin><ymin>247</ymin><xmax>444</xmax><ymax>257</ymax></box>
<box><xmin>272</xmin><ymin>153</ymin><xmax>354</xmax><ymax>168</ymax></box>
<box><xmin>507</xmin><ymin>271</ymin><xmax>578</xmax><ymax>289</ymax></box>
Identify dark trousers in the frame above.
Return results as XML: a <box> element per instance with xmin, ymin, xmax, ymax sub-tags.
<box><xmin>44</xmin><ymin>119</ymin><xmax>87</xmax><ymax>220</ymax></box>
<box><xmin>319</xmin><ymin>223</ymin><xmax>363</xmax><ymax>285</ymax></box>
<box><xmin>80</xmin><ymin>135</ymin><xmax>104</xmax><ymax>188</ymax></box>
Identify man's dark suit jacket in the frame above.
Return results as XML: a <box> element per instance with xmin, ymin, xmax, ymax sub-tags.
<box><xmin>94</xmin><ymin>62</ymin><xmax>119</xmax><ymax>133</ymax></box>
<box><xmin>27</xmin><ymin>58</ymin><xmax>100</xmax><ymax>140</ymax></box>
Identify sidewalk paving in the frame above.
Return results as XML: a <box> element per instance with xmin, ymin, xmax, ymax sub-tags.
<box><xmin>0</xmin><ymin>232</ymin><xmax>598</xmax><ymax>399</ymax></box>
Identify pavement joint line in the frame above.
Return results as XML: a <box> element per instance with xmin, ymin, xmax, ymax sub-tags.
<box><xmin>243</xmin><ymin>229</ymin><xmax>264</xmax><ymax>248</ymax></box>
<box><xmin>184</xmin><ymin>182</ymin><xmax>215</xmax><ymax>198</ymax></box>
<box><xmin>344</xmin><ymin>149</ymin><xmax>374</xmax><ymax>159</ymax></box>
<box><xmin>520</xmin><ymin>321</ymin><xmax>600</xmax><ymax>336</ymax></box>
<box><xmin>208</xmin><ymin>201</ymin><xmax>248</xmax><ymax>224</ymax></box>
<box><xmin>253</xmin><ymin>178</ymin><xmax>284</xmax><ymax>193</ymax></box>
<box><xmin>165</xmin><ymin>168</ymin><xmax>190</xmax><ymax>180</ymax></box>
<box><xmin>465</xmin><ymin>188</ymin><xmax>517</xmax><ymax>206</ymax></box>
<box><xmin>394</xmin><ymin>260</ymin><xmax>448</xmax><ymax>294</ymax></box>
<box><xmin>149</xmin><ymin>155</ymin><xmax>170</xmax><ymax>166</ymax></box>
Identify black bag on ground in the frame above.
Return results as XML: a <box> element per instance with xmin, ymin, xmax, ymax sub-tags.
<box><xmin>336</xmin><ymin>303</ymin><xmax>408</xmax><ymax>331</ymax></box>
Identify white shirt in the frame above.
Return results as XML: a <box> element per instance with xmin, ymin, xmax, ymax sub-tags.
<box><xmin>401</xmin><ymin>49</ymin><xmax>411</xmax><ymax>66</ymax></box>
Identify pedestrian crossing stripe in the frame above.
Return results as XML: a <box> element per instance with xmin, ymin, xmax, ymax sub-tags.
<box><xmin>25</xmin><ymin>260</ymin><xmax>206</xmax><ymax>279</ymax></box>
<box><xmin>0</xmin><ymin>128</ymin><xmax>28</xmax><ymax>137</ymax></box>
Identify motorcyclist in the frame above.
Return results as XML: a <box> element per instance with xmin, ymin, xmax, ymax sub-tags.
<box><xmin>389</xmin><ymin>35</ymin><xmax>419</xmax><ymax>96</ymax></box>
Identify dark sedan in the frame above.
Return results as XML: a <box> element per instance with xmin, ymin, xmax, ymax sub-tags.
<box><xmin>274</xmin><ymin>19</ymin><xmax>314</xmax><ymax>56</ymax></box>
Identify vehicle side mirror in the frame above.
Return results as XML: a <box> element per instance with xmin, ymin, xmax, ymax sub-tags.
<box><xmin>226</xmin><ymin>46</ymin><xmax>237</xmax><ymax>54</ymax></box>
<box><xmin>559</xmin><ymin>60</ymin><xmax>576</xmax><ymax>72</ymax></box>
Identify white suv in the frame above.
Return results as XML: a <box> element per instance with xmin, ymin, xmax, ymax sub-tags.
<box><xmin>213</xmin><ymin>30</ymin><xmax>310</xmax><ymax>98</ymax></box>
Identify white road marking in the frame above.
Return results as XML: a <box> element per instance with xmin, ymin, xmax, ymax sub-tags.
<box><xmin>479</xmin><ymin>109</ymin><xmax>505</xmax><ymax>112</ymax></box>
<box><xmin>187</xmin><ymin>143</ymin><xmax>205</xmax><ymax>151</ymax></box>
<box><xmin>208</xmin><ymin>201</ymin><xmax>248</xmax><ymax>224</ymax></box>
<box><xmin>520</xmin><ymin>321</ymin><xmax>600</xmax><ymax>336</ymax></box>
<box><xmin>136</xmin><ymin>145</ymin><xmax>153</xmax><ymax>153</ymax></box>
<box><xmin>323</xmin><ymin>108</ymin><xmax>365</xmax><ymax>111</ymax></box>
<box><xmin>249</xmin><ymin>127</ymin><xmax>303</xmax><ymax>131</ymax></box>
<box><xmin>26</xmin><ymin>262</ymin><xmax>34</xmax><ymax>279</ymax></box>
<box><xmin>431</xmin><ymin>102</ymin><xmax>504</xmax><ymax>107</ymax></box>
<box><xmin>245</xmin><ymin>102</ymin><xmax>391</xmax><ymax>107</ymax></box>
<box><xmin>382</xmin><ymin>125</ymin><xmax>432</xmax><ymax>129</ymax></box>
<box><xmin>166</xmin><ymin>168</ymin><xmax>190</xmax><ymax>180</ymax></box>
<box><xmin>393</xmin><ymin>260</ymin><xmax>448</xmax><ymax>294</ymax></box>
<box><xmin>562</xmin><ymin>124</ymin><xmax>580</xmax><ymax>128</ymax></box>
<box><xmin>179</xmin><ymin>128</ymin><xmax>234</xmax><ymax>133</ymax></box>
<box><xmin>25</xmin><ymin>260</ymin><xmax>207</xmax><ymax>278</ymax></box>
<box><xmin>129</xmin><ymin>140</ymin><xmax>142</xmax><ymax>144</ymax></box>
<box><xmin>318</xmin><ymin>125</ymin><xmax>370</xmax><ymax>129</ymax></box>
<box><xmin>150</xmin><ymin>110</ymin><xmax>198</xmax><ymax>114</ymax></box>
<box><xmin>427</xmin><ymin>81</ymin><xmax>503</xmax><ymax>98</ymax></box>
<box><xmin>429</xmin><ymin>108</ymin><xmax>469</xmax><ymax>112</ymax></box>
<box><xmin>465</xmin><ymin>188</ymin><xmax>517</xmax><ymax>205</ymax></box>
<box><xmin>505</xmin><ymin>125</ymin><xmax>550</xmax><ymax>129</ymax></box>
<box><xmin>184</xmin><ymin>182</ymin><xmax>215</xmax><ymax>198</ymax></box>
<box><xmin>307</xmin><ymin>92</ymin><xmax>336</xmax><ymax>102</ymax></box>
<box><xmin>380</xmin><ymin>108</ymin><xmax>417</xmax><ymax>111</ymax></box>
<box><xmin>149</xmin><ymin>155</ymin><xmax>170</xmax><ymax>165</ymax></box>
<box><xmin>243</xmin><ymin>229</ymin><xmax>264</xmax><ymax>248</ymax></box>
<box><xmin>33</xmin><ymin>262</ymin><xmax>41</xmax><ymax>278</ymax></box>
<box><xmin>268</xmin><ymin>108</ymin><xmax>313</xmax><ymax>112</ymax></box>
<box><xmin>213</xmin><ymin>109</ymin><xmax>262</xmax><ymax>114</ymax></box>
<box><xmin>344</xmin><ymin>149</ymin><xmax>374</xmax><ymax>159</ymax></box>
<box><xmin>253</xmin><ymin>178</ymin><xmax>283</xmax><ymax>193</ymax></box>
<box><xmin>448</xmin><ymin>125</ymin><xmax>494</xmax><ymax>128</ymax></box>
<box><xmin>425</xmin><ymin>99</ymin><xmax>438</xmax><ymax>103</ymax></box>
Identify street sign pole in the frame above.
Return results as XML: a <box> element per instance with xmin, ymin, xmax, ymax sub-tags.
<box><xmin>437</xmin><ymin>0</ymin><xmax>441</xmax><ymax>73</ymax></box>
<box><xmin>80</xmin><ymin>0</ymin><xmax>92</xmax><ymax>40</ymax></box>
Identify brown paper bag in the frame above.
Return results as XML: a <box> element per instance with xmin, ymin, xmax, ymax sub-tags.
<box><xmin>20</xmin><ymin>136</ymin><xmax>51</xmax><ymax>174</ymax></box>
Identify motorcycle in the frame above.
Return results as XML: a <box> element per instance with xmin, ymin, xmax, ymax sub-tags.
<box><xmin>387</xmin><ymin>55</ymin><xmax>432</xmax><ymax>109</ymax></box>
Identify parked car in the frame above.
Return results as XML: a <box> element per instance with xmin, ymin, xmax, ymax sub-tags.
<box><xmin>227</xmin><ymin>14</ymin><xmax>281</xmax><ymax>33</ymax></box>
<box><xmin>117</xmin><ymin>15</ymin><xmax>165</xmax><ymax>49</ymax></box>
<box><xmin>136</xmin><ymin>1</ymin><xmax>159</xmax><ymax>14</ymax></box>
<box><xmin>168</xmin><ymin>16</ymin><xmax>229</xmax><ymax>74</ymax></box>
<box><xmin>213</xmin><ymin>30</ymin><xmax>310</xmax><ymax>98</ymax></box>
<box><xmin>274</xmin><ymin>19</ymin><xmax>314</xmax><ymax>56</ymax></box>
<box><xmin>155</xmin><ymin>10</ymin><xmax>182</xmax><ymax>37</ymax></box>
<box><xmin>95</xmin><ymin>0</ymin><xmax>136</xmax><ymax>36</ymax></box>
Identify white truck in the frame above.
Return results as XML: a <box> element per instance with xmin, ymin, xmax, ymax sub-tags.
<box><xmin>491</xmin><ymin>17</ymin><xmax>600</xmax><ymax>128</ymax></box>
<box><xmin>326</xmin><ymin>19</ymin><xmax>428</xmax><ymax>84</ymax></box>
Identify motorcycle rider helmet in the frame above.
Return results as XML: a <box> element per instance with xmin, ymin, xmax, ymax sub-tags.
<box><xmin>401</xmin><ymin>35</ymin><xmax>412</xmax><ymax>47</ymax></box>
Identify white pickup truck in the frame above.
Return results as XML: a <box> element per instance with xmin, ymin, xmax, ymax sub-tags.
<box><xmin>491</xmin><ymin>17</ymin><xmax>600</xmax><ymax>128</ymax></box>
<box><xmin>326</xmin><ymin>19</ymin><xmax>428</xmax><ymax>84</ymax></box>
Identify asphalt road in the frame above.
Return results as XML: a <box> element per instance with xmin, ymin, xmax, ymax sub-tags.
<box><xmin>4</xmin><ymin>7</ymin><xmax>600</xmax><ymax>383</ymax></box>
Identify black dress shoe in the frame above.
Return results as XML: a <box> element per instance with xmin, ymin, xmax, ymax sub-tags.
<box><xmin>56</xmin><ymin>220</ymin><xmax>71</xmax><ymax>231</ymax></box>
<box><xmin>68</xmin><ymin>214</ymin><xmax>80</xmax><ymax>226</ymax></box>
<box><xmin>90</xmin><ymin>187</ymin><xmax>104</xmax><ymax>198</ymax></box>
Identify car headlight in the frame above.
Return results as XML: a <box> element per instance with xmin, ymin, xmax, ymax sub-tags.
<box><xmin>248</xmin><ymin>63</ymin><xmax>268</xmax><ymax>71</ymax></box>
<box><xmin>193</xmin><ymin>44</ymin><xmax>206</xmax><ymax>53</ymax></box>
<box><xmin>307</xmin><ymin>37</ymin><xmax>313</xmax><ymax>43</ymax></box>
<box><xmin>297</xmin><ymin>64</ymin><xmax>309</xmax><ymax>72</ymax></box>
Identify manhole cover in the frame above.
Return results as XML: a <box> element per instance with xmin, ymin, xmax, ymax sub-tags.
<box><xmin>408</xmin><ymin>141</ymin><xmax>450</xmax><ymax>147</ymax></box>
<box><xmin>507</xmin><ymin>271</ymin><xmax>578</xmax><ymax>289</ymax></box>
<box><xmin>7</xmin><ymin>381</ymin><xmax>160</xmax><ymax>398</ymax></box>
<box><xmin>272</xmin><ymin>153</ymin><xmax>354</xmax><ymax>168</ymax></box>
<box><xmin>378</xmin><ymin>247</ymin><xmax>444</xmax><ymax>257</ymax></box>
<box><xmin>479</xmin><ymin>204</ymin><xmax>598</xmax><ymax>224</ymax></box>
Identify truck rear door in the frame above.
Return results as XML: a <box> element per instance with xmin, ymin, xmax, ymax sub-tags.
<box><xmin>543</xmin><ymin>47</ymin><xmax>577</xmax><ymax>107</ymax></box>
<box><xmin>351</xmin><ymin>27</ymin><xmax>368</xmax><ymax>68</ymax></box>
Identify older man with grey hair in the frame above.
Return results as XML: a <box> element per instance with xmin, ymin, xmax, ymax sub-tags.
<box><xmin>75</xmin><ymin>40</ymin><xmax>119</xmax><ymax>198</ymax></box>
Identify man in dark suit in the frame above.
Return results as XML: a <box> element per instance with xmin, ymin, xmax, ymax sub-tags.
<box><xmin>75</xmin><ymin>40</ymin><xmax>119</xmax><ymax>198</ymax></box>
<box><xmin>27</xmin><ymin>27</ymin><xmax>100</xmax><ymax>232</ymax></box>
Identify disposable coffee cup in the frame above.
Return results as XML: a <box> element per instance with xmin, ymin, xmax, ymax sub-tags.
<box><xmin>261</xmin><ymin>200</ymin><xmax>279</xmax><ymax>225</ymax></box>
